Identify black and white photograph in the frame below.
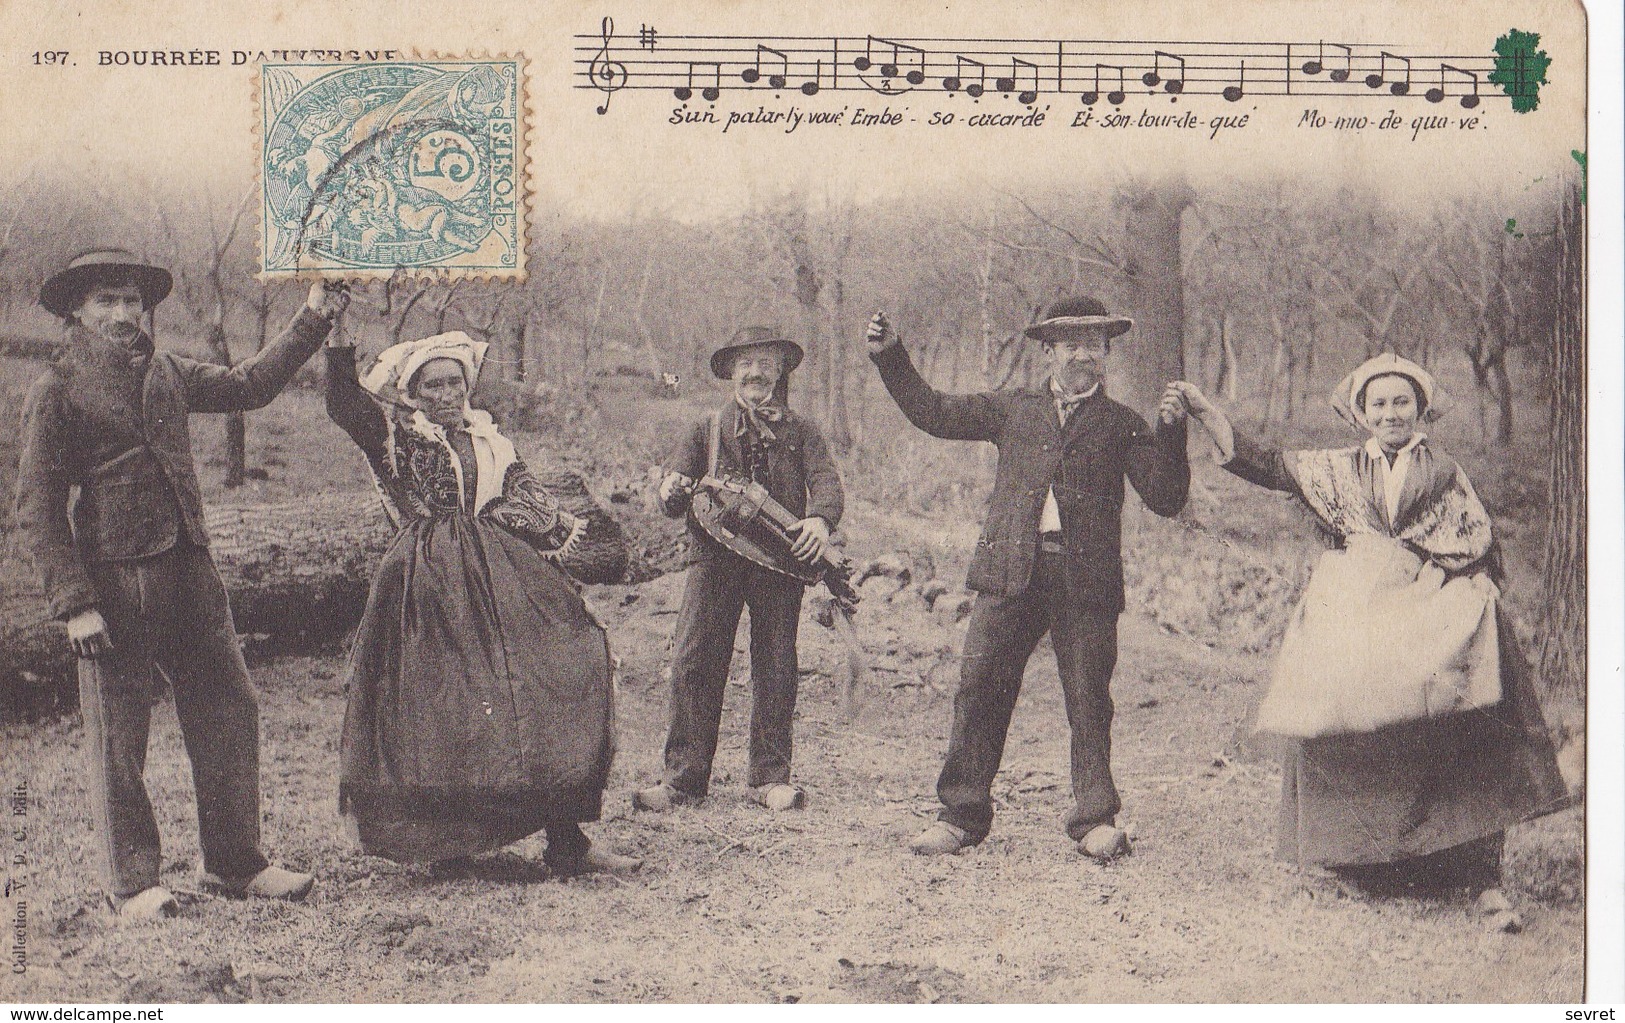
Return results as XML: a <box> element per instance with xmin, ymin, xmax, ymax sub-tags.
<box><xmin>0</xmin><ymin>0</ymin><xmax>1614</xmax><ymax>1007</ymax></box>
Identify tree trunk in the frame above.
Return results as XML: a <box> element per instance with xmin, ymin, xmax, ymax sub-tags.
<box><xmin>512</xmin><ymin>317</ymin><xmax>528</xmax><ymax>384</ymax></box>
<box><xmin>791</xmin><ymin>256</ymin><xmax>823</xmax><ymax>417</ymax></box>
<box><xmin>1538</xmin><ymin>181</ymin><xmax>1585</xmax><ymax>700</ymax></box>
<box><xmin>204</xmin><ymin>321</ymin><xmax>248</xmax><ymax>489</ymax></box>
<box><xmin>224</xmin><ymin>413</ymin><xmax>247</xmax><ymax>488</ymax></box>
<box><xmin>824</xmin><ymin>276</ymin><xmax>853</xmax><ymax>450</ymax></box>
<box><xmin>1491</xmin><ymin>357</ymin><xmax>1514</xmax><ymax>444</ymax></box>
<box><xmin>1300</xmin><ymin>277</ymin><xmax>1317</xmax><ymax>411</ymax></box>
<box><xmin>1119</xmin><ymin>180</ymin><xmax>1193</xmax><ymax>410</ymax></box>
<box><xmin>1215</xmin><ymin>312</ymin><xmax>1238</xmax><ymax>401</ymax></box>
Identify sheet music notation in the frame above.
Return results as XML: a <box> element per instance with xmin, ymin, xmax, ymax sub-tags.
<box><xmin>575</xmin><ymin>27</ymin><xmax>1526</xmax><ymax>115</ymax></box>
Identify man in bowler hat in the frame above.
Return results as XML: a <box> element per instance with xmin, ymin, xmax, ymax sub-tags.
<box><xmin>865</xmin><ymin>297</ymin><xmax>1189</xmax><ymax>859</ymax></box>
<box><xmin>14</xmin><ymin>249</ymin><xmax>348</xmax><ymax>918</ymax></box>
<box><xmin>634</xmin><ymin>327</ymin><xmax>845</xmax><ymax>813</ymax></box>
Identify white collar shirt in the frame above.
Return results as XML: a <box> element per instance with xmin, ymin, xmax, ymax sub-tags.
<box><xmin>1365</xmin><ymin>432</ymin><xmax>1426</xmax><ymax>527</ymax></box>
<box><xmin>1040</xmin><ymin>381</ymin><xmax>1100</xmax><ymax>534</ymax></box>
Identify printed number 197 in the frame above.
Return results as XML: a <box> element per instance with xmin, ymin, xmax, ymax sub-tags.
<box><xmin>33</xmin><ymin>51</ymin><xmax>69</xmax><ymax>65</ymax></box>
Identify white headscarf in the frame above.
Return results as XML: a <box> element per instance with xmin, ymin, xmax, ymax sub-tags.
<box><xmin>1330</xmin><ymin>353</ymin><xmax>1443</xmax><ymax>432</ymax></box>
<box><xmin>360</xmin><ymin>331</ymin><xmax>517</xmax><ymax>514</ymax></box>
<box><xmin>361</xmin><ymin>330</ymin><xmax>487</xmax><ymax>399</ymax></box>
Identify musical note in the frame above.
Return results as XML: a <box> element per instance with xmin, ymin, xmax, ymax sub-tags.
<box><xmin>1223</xmin><ymin>61</ymin><xmax>1246</xmax><ymax>102</ymax></box>
<box><xmin>1425</xmin><ymin>62</ymin><xmax>1481</xmax><ymax>107</ymax></box>
<box><xmin>801</xmin><ymin>58</ymin><xmax>825</xmax><ymax>96</ymax></box>
<box><xmin>942</xmin><ymin>55</ymin><xmax>987</xmax><ymax>97</ymax></box>
<box><xmin>1301</xmin><ymin>40</ymin><xmax>1352</xmax><ymax>82</ymax></box>
<box><xmin>742</xmin><ymin>44</ymin><xmax>789</xmax><ymax>89</ymax></box>
<box><xmin>853</xmin><ymin>35</ymin><xmax>926</xmax><ymax>85</ymax></box>
<box><xmin>1141</xmin><ymin>50</ymin><xmax>1186</xmax><ymax>94</ymax></box>
<box><xmin>673</xmin><ymin>61</ymin><xmax>721</xmax><ymax>102</ymax></box>
<box><xmin>1367</xmin><ymin>51</ymin><xmax>1412</xmax><ymax>96</ymax></box>
<box><xmin>588</xmin><ymin>16</ymin><xmax>629</xmax><ymax>115</ymax></box>
<box><xmin>996</xmin><ymin>57</ymin><xmax>1041</xmax><ymax>104</ymax></box>
<box><xmin>1081</xmin><ymin>63</ymin><xmax>1127</xmax><ymax>106</ymax></box>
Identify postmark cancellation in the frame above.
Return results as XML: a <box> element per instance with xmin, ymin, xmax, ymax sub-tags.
<box><xmin>258</xmin><ymin>57</ymin><xmax>527</xmax><ymax>280</ymax></box>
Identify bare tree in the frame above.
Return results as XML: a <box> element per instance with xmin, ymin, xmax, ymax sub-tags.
<box><xmin>1301</xmin><ymin>205</ymin><xmax>1440</xmax><ymax>362</ymax></box>
<box><xmin>153</xmin><ymin>185</ymin><xmax>257</xmax><ymax>487</ymax></box>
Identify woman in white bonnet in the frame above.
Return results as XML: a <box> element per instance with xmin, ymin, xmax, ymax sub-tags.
<box><xmin>322</xmin><ymin>329</ymin><xmax>641</xmax><ymax>878</ymax></box>
<box><xmin>1167</xmin><ymin>356</ymin><xmax>1567</xmax><ymax>896</ymax></box>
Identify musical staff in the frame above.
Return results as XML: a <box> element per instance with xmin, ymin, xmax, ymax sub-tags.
<box><xmin>575</xmin><ymin>27</ymin><xmax>1539</xmax><ymax>115</ymax></box>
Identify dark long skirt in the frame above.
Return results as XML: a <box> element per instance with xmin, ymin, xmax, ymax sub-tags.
<box><xmin>1276</xmin><ymin>610</ymin><xmax>1570</xmax><ymax>884</ymax></box>
<box><xmin>338</xmin><ymin>514</ymin><xmax>614</xmax><ymax>863</ymax></box>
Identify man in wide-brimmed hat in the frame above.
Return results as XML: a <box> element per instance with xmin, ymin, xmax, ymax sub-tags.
<box><xmin>633</xmin><ymin>326</ymin><xmax>845</xmax><ymax>814</ymax></box>
<box><xmin>865</xmin><ymin>296</ymin><xmax>1189</xmax><ymax>861</ymax></box>
<box><xmin>14</xmin><ymin>248</ymin><xmax>348</xmax><ymax>919</ymax></box>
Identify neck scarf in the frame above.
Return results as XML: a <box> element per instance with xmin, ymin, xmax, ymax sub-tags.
<box><xmin>1050</xmin><ymin>379</ymin><xmax>1100</xmax><ymax>424</ymax></box>
<box><xmin>735</xmin><ymin>394</ymin><xmax>786</xmax><ymax>445</ymax></box>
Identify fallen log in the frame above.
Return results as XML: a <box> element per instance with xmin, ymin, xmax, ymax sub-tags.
<box><xmin>1</xmin><ymin>468</ymin><xmax>629</xmax><ymax>720</ymax></box>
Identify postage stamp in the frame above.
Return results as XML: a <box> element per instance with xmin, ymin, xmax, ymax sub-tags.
<box><xmin>258</xmin><ymin>58</ymin><xmax>527</xmax><ymax>279</ymax></box>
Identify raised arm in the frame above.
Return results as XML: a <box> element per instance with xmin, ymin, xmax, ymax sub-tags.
<box><xmin>1167</xmin><ymin>380</ymin><xmax>1299</xmax><ymax>495</ymax></box>
<box><xmin>179</xmin><ymin>282</ymin><xmax>345</xmax><ymax>413</ymax></box>
<box><xmin>1222</xmin><ymin>429</ymin><xmax>1301</xmax><ymax>495</ymax></box>
<box><xmin>866</xmin><ymin>313</ymin><xmax>1004</xmax><ymax>443</ymax></box>
<box><xmin>323</xmin><ymin>345</ymin><xmax>387</xmax><ymax>460</ymax></box>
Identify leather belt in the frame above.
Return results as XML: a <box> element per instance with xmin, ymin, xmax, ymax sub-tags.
<box><xmin>1039</xmin><ymin>531</ymin><xmax>1064</xmax><ymax>555</ymax></box>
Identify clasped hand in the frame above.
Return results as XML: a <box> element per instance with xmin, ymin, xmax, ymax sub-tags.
<box><xmin>307</xmin><ymin>281</ymin><xmax>351</xmax><ymax>324</ymax></box>
<box><xmin>1159</xmin><ymin>381</ymin><xmax>1217</xmax><ymax>427</ymax></box>
<box><xmin>865</xmin><ymin>312</ymin><xmax>899</xmax><ymax>354</ymax></box>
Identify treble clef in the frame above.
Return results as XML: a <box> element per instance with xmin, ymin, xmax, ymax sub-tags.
<box><xmin>588</xmin><ymin>16</ymin><xmax>629</xmax><ymax>114</ymax></box>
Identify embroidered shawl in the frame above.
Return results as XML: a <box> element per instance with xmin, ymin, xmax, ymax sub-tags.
<box><xmin>1284</xmin><ymin>440</ymin><xmax>1492</xmax><ymax>572</ymax></box>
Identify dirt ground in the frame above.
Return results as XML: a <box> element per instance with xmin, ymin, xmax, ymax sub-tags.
<box><xmin>1</xmin><ymin>498</ymin><xmax>1583</xmax><ymax>1004</ymax></box>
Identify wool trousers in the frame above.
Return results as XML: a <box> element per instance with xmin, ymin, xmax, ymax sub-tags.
<box><xmin>77</xmin><ymin>542</ymin><xmax>268</xmax><ymax>898</ymax></box>
<box><xmin>936</xmin><ymin>550</ymin><xmax>1122</xmax><ymax>843</ymax></box>
<box><xmin>662</xmin><ymin>553</ymin><xmax>805</xmax><ymax>795</ymax></box>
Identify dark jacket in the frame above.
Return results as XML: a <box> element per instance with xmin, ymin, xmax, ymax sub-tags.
<box><xmin>661</xmin><ymin>399</ymin><xmax>845</xmax><ymax>561</ymax></box>
<box><xmin>14</xmin><ymin>309</ymin><xmax>332</xmax><ymax>619</ymax></box>
<box><xmin>871</xmin><ymin>342</ymin><xmax>1188</xmax><ymax>611</ymax></box>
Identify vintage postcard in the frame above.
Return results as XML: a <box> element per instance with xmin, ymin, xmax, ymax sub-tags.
<box><xmin>0</xmin><ymin>0</ymin><xmax>1610</xmax><ymax>1007</ymax></box>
